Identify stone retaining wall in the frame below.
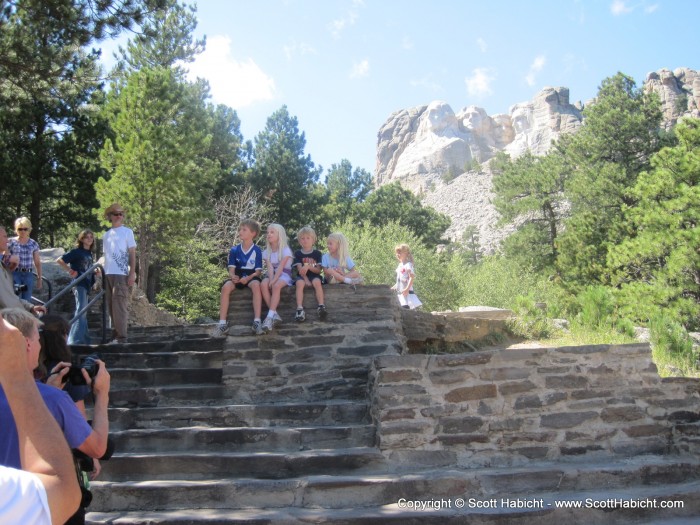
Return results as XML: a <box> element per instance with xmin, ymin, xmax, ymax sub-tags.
<box><xmin>369</xmin><ymin>343</ymin><xmax>700</xmax><ymax>468</ymax></box>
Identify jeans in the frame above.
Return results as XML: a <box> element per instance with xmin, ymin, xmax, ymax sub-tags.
<box><xmin>68</xmin><ymin>286</ymin><xmax>91</xmax><ymax>345</ymax></box>
<box><xmin>13</xmin><ymin>271</ymin><xmax>34</xmax><ymax>301</ymax></box>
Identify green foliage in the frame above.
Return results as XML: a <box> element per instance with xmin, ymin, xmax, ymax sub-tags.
<box><xmin>0</xmin><ymin>0</ymin><xmax>115</xmax><ymax>242</ymax></box>
<box><xmin>492</xmin><ymin>151</ymin><xmax>566</xmax><ymax>271</ymax></box>
<box><xmin>320</xmin><ymin>159</ymin><xmax>372</xmax><ymax>235</ymax></box>
<box><xmin>97</xmin><ymin>65</ymin><xmax>218</xmax><ymax>295</ymax></box>
<box><xmin>609</xmin><ymin>118</ymin><xmax>700</xmax><ymax>330</ymax></box>
<box><xmin>156</xmin><ymin>237</ymin><xmax>226</xmax><ymax>321</ymax></box>
<box><xmin>353</xmin><ymin>182</ymin><xmax>451</xmax><ymax>247</ymax></box>
<box><xmin>507</xmin><ymin>295</ymin><xmax>557</xmax><ymax>340</ymax></box>
<box><xmin>337</xmin><ymin>220</ymin><xmax>460</xmax><ymax>312</ymax></box>
<box><xmin>458</xmin><ymin>225</ymin><xmax>481</xmax><ymax>265</ymax></box>
<box><xmin>555</xmin><ymin>72</ymin><xmax>666</xmax><ymax>288</ymax></box>
<box><xmin>449</xmin><ymin>255</ymin><xmax>556</xmax><ymax>312</ymax></box>
<box><xmin>649</xmin><ymin>313</ymin><xmax>698</xmax><ymax>376</ymax></box>
<box><xmin>249</xmin><ymin>106</ymin><xmax>324</xmax><ymax>233</ymax></box>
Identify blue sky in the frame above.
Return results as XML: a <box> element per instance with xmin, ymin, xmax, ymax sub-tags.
<box><xmin>102</xmin><ymin>0</ymin><xmax>699</xmax><ymax>176</ymax></box>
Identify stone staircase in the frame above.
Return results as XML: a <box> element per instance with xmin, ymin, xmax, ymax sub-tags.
<box><xmin>76</xmin><ymin>286</ymin><xmax>700</xmax><ymax>524</ymax></box>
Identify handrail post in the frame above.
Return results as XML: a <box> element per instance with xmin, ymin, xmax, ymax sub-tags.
<box><xmin>42</xmin><ymin>263</ymin><xmax>108</xmax><ymax>345</ymax></box>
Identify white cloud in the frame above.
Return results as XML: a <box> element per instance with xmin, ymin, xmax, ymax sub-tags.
<box><xmin>329</xmin><ymin>3</ymin><xmax>363</xmax><ymax>39</ymax></box>
<box><xmin>644</xmin><ymin>3</ymin><xmax>659</xmax><ymax>13</ymax></box>
<box><xmin>610</xmin><ymin>0</ymin><xmax>632</xmax><ymax>15</ymax></box>
<box><xmin>409</xmin><ymin>75</ymin><xmax>442</xmax><ymax>92</ymax></box>
<box><xmin>465</xmin><ymin>68</ymin><xmax>495</xmax><ymax>97</ymax></box>
<box><xmin>476</xmin><ymin>37</ymin><xmax>487</xmax><ymax>53</ymax></box>
<box><xmin>186</xmin><ymin>35</ymin><xmax>275</xmax><ymax>109</ymax></box>
<box><xmin>350</xmin><ymin>59</ymin><xmax>369</xmax><ymax>79</ymax></box>
<box><xmin>283</xmin><ymin>40</ymin><xmax>317</xmax><ymax>61</ymax></box>
<box><xmin>525</xmin><ymin>55</ymin><xmax>546</xmax><ymax>87</ymax></box>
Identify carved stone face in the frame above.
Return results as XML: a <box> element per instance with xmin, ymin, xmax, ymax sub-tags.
<box><xmin>461</xmin><ymin>106</ymin><xmax>484</xmax><ymax>131</ymax></box>
<box><xmin>421</xmin><ymin>101</ymin><xmax>457</xmax><ymax>135</ymax></box>
<box><xmin>511</xmin><ymin>105</ymin><xmax>533</xmax><ymax>134</ymax></box>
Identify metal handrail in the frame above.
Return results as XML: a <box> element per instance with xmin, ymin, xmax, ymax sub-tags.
<box><xmin>42</xmin><ymin>263</ymin><xmax>108</xmax><ymax>344</ymax></box>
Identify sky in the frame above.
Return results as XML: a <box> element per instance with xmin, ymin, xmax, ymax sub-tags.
<box><xmin>101</xmin><ymin>0</ymin><xmax>699</xmax><ymax>177</ymax></box>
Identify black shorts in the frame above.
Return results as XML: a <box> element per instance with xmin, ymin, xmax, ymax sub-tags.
<box><xmin>224</xmin><ymin>275</ymin><xmax>262</xmax><ymax>290</ymax></box>
<box><xmin>296</xmin><ymin>272</ymin><xmax>323</xmax><ymax>283</ymax></box>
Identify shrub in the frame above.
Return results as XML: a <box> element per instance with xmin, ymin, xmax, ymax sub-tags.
<box><xmin>649</xmin><ymin>313</ymin><xmax>698</xmax><ymax>376</ymax></box>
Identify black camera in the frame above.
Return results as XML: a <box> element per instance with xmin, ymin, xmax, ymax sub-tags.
<box><xmin>13</xmin><ymin>284</ymin><xmax>27</xmax><ymax>296</ymax></box>
<box><xmin>65</xmin><ymin>353</ymin><xmax>101</xmax><ymax>386</ymax></box>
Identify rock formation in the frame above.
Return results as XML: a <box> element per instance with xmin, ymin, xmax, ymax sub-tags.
<box><xmin>375</xmin><ymin>68</ymin><xmax>699</xmax><ymax>252</ymax></box>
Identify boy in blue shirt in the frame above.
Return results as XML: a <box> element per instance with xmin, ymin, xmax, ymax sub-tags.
<box><xmin>214</xmin><ymin>219</ymin><xmax>264</xmax><ymax>336</ymax></box>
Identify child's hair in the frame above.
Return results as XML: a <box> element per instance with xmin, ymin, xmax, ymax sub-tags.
<box><xmin>296</xmin><ymin>226</ymin><xmax>317</xmax><ymax>245</ymax></box>
<box><xmin>75</xmin><ymin>229</ymin><xmax>95</xmax><ymax>252</ymax></box>
<box><xmin>39</xmin><ymin>315</ymin><xmax>72</xmax><ymax>363</ymax></box>
<box><xmin>239</xmin><ymin>218</ymin><xmax>261</xmax><ymax>237</ymax></box>
<box><xmin>266</xmin><ymin>223</ymin><xmax>289</xmax><ymax>261</ymax></box>
<box><xmin>327</xmin><ymin>232</ymin><xmax>351</xmax><ymax>270</ymax></box>
<box><xmin>395</xmin><ymin>243</ymin><xmax>414</xmax><ymax>263</ymax></box>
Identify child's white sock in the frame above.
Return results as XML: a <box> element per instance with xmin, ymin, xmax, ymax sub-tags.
<box><xmin>254</xmin><ymin>318</ymin><xmax>261</xmax><ymax>323</ymax></box>
<box><xmin>343</xmin><ymin>277</ymin><xmax>352</xmax><ymax>284</ymax></box>
<box><xmin>267</xmin><ymin>310</ymin><xmax>276</xmax><ymax>318</ymax></box>
<box><xmin>218</xmin><ymin>320</ymin><xmax>227</xmax><ymax>326</ymax></box>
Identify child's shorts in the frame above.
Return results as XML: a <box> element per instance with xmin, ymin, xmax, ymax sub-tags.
<box><xmin>264</xmin><ymin>273</ymin><xmax>293</xmax><ymax>287</ymax></box>
<box><xmin>224</xmin><ymin>275</ymin><xmax>262</xmax><ymax>290</ymax></box>
<box><xmin>296</xmin><ymin>273</ymin><xmax>323</xmax><ymax>284</ymax></box>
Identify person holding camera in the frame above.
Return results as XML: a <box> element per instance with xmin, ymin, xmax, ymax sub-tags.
<box><xmin>0</xmin><ymin>308</ymin><xmax>111</xmax><ymax>524</ymax></box>
<box><xmin>0</xmin><ymin>311</ymin><xmax>81</xmax><ymax>525</ymax></box>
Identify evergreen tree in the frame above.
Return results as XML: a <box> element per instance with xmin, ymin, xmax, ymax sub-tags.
<box><xmin>491</xmin><ymin>151</ymin><xmax>567</xmax><ymax>271</ymax></box>
<box><xmin>555</xmin><ymin>72</ymin><xmax>666</xmax><ymax>287</ymax></box>
<box><xmin>354</xmin><ymin>182</ymin><xmax>450</xmax><ymax>247</ymax></box>
<box><xmin>249</xmin><ymin>106</ymin><xmax>323</xmax><ymax>233</ymax></box>
<box><xmin>609</xmin><ymin>118</ymin><xmax>700</xmax><ymax>329</ymax></box>
<box><xmin>321</xmin><ymin>159</ymin><xmax>372</xmax><ymax>232</ymax></box>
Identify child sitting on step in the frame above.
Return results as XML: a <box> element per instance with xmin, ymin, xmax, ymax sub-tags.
<box><xmin>260</xmin><ymin>223</ymin><xmax>294</xmax><ymax>334</ymax></box>
<box><xmin>321</xmin><ymin>232</ymin><xmax>362</xmax><ymax>286</ymax></box>
<box><xmin>293</xmin><ymin>226</ymin><xmax>327</xmax><ymax>322</ymax></box>
<box><xmin>214</xmin><ymin>219</ymin><xmax>264</xmax><ymax>337</ymax></box>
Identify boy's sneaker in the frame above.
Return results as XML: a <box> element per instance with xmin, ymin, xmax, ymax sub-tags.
<box><xmin>317</xmin><ymin>304</ymin><xmax>327</xmax><ymax>320</ymax></box>
<box><xmin>262</xmin><ymin>317</ymin><xmax>274</xmax><ymax>333</ymax></box>
<box><xmin>251</xmin><ymin>320</ymin><xmax>263</xmax><ymax>335</ymax></box>
<box><xmin>272</xmin><ymin>312</ymin><xmax>283</xmax><ymax>323</ymax></box>
<box><xmin>295</xmin><ymin>308</ymin><xmax>306</xmax><ymax>322</ymax></box>
<box><xmin>349</xmin><ymin>277</ymin><xmax>364</xmax><ymax>285</ymax></box>
<box><xmin>212</xmin><ymin>323</ymin><xmax>229</xmax><ymax>337</ymax></box>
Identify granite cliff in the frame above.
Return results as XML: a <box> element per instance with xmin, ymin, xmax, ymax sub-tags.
<box><xmin>375</xmin><ymin>67</ymin><xmax>700</xmax><ymax>251</ymax></box>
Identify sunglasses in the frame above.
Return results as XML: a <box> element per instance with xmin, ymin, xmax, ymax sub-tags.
<box><xmin>17</xmin><ymin>228</ymin><xmax>29</xmax><ymax>231</ymax></box>
<box><xmin>110</xmin><ymin>212</ymin><xmax>124</xmax><ymax>217</ymax></box>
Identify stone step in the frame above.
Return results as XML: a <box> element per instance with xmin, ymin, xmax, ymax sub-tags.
<box><xmin>109</xmin><ymin>385</ymin><xmax>231</xmax><ymax>408</ymax></box>
<box><xmin>109</xmin><ymin>367</ymin><xmax>223</xmax><ymax>389</ymax></box>
<box><xmin>91</xmin><ymin>458</ymin><xmax>700</xmax><ymax>517</ymax></box>
<box><xmin>111</xmin><ymin>424</ymin><xmax>377</xmax><ymax>453</ymax></box>
<box><xmin>74</xmin><ymin>337</ymin><xmax>224</xmax><ymax>355</ymax></box>
<box><xmin>87</xmin><ymin>482</ymin><xmax>700</xmax><ymax>525</ymax></box>
<box><xmin>99</xmin><ymin>447</ymin><xmax>386</xmax><ymax>482</ymax></box>
<box><xmin>108</xmin><ymin>401</ymin><xmax>371</xmax><ymax>431</ymax></box>
<box><xmin>81</xmin><ymin>350</ymin><xmax>223</xmax><ymax>370</ymax></box>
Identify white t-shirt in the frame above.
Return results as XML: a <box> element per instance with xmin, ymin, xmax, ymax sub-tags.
<box><xmin>103</xmin><ymin>226</ymin><xmax>137</xmax><ymax>276</ymax></box>
<box><xmin>395</xmin><ymin>261</ymin><xmax>416</xmax><ymax>293</ymax></box>
<box><xmin>0</xmin><ymin>465</ymin><xmax>51</xmax><ymax>525</ymax></box>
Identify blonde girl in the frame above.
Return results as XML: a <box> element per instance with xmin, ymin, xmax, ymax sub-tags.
<box><xmin>321</xmin><ymin>232</ymin><xmax>362</xmax><ymax>285</ymax></box>
<box><xmin>260</xmin><ymin>223</ymin><xmax>293</xmax><ymax>332</ymax></box>
<box><xmin>392</xmin><ymin>243</ymin><xmax>422</xmax><ymax>309</ymax></box>
<box><xmin>9</xmin><ymin>217</ymin><xmax>42</xmax><ymax>300</ymax></box>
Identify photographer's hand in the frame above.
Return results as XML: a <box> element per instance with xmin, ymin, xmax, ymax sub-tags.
<box><xmin>76</xmin><ymin>360</ymin><xmax>110</xmax><ymax>459</ymax></box>
<box><xmin>45</xmin><ymin>362</ymin><xmax>70</xmax><ymax>389</ymax></box>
